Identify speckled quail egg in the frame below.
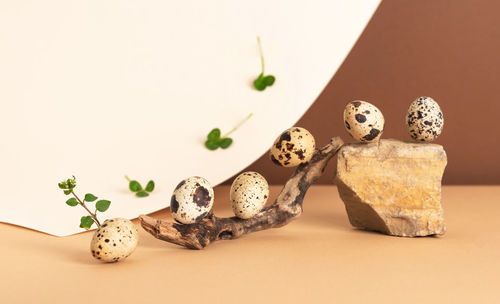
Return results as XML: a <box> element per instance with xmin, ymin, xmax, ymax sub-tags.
<box><xmin>343</xmin><ymin>100</ymin><xmax>385</xmax><ymax>143</ymax></box>
<box><xmin>230</xmin><ymin>172</ymin><xmax>269</xmax><ymax>219</ymax></box>
<box><xmin>170</xmin><ymin>176</ymin><xmax>214</xmax><ymax>224</ymax></box>
<box><xmin>269</xmin><ymin>127</ymin><xmax>316</xmax><ymax>167</ymax></box>
<box><xmin>90</xmin><ymin>218</ymin><xmax>138</xmax><ymax>263</ymax></box>
<box><xmin>406</xmin><ymin>96</ymin><xmax>444</xmax><ymax>142</ymax></box>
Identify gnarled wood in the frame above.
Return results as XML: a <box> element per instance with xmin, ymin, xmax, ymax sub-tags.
<box><xmin>139</xmin><ymin>137</ymin><xmax>344</xmax><ymax>249</ymax></box>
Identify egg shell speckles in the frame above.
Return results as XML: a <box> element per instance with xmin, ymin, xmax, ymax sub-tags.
<box><xmin>90</xmin><ymin>218</ymin><xmax>138</xmax><ymax>263</ymax></box>
<box><xmin>230</xmin><ymin>172</ymin><xmax>269</xmax><ymax>219</ymax></box>
<box><xmin>406</xmin><ymin>96</ymin><xmax>444</xmax><ymax>142</ymax></box>
<box><xmin>269</xmin><ymin>127</ymin><xmax>315</xmax><ymax>167</ymax></box>
<box><xmin>343</xmin><ymin>100</ymin><xmax>384</xmax><ymax>143</ymax></box>
<box><xmin>170</xmin><ymin>176</ymin><xmax>214</xmax><ymax>224</ymax></box>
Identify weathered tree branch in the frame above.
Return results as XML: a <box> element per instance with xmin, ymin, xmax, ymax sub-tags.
<box><xmin>139</xmin><ymin>137</ymin><xmax>344</xmax><ymax>249</ymax></box>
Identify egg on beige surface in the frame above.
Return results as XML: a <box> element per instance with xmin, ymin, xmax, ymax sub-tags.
<box><xmin>170</xmin><ymin>176</ymin><xmax>214</xmax><ymax>224</ymax></box>
<box><xmin>269</xmin><ymin>127</ymin><xmax>315</xmax><ymax>167</ymax></box>
<box><xmin>406</xmin><ymin>96</ymin><xmax>444</xmax><ymax>142</ymax></box>
<box><xmin>343</xmin><ymin>100</ymin><xmax>384</xmax><ymax>143</ymax></box>
<box><xmin>90</xmin><ymin>218</ymin><xmax>138</xmax><ymax>263</ymax></box>
<box><xmin>230</xmin><ymin>172</ymin><xmax>269</xmax><ymax>219</ymax></box>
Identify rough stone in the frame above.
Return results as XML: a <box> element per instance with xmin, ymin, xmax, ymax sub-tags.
<box><xmin>335</xmin><ymin>139</ymin><xmax>447</xmax><ymax>237</ymax></box>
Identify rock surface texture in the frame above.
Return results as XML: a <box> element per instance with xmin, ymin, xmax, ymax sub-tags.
<box><xmin>335</xmin><ymin>139</ymin><xmax>447</xmax><ymax>237</ymax></box>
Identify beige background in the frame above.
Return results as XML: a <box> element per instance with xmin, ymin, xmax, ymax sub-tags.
<box><xmin>1</xmin><ymin>185</ymin><xmax>499</xmax><ymax>303</ymax></box>
<box><xmin>233</xmin><ymin>0</ymin><xmax>500</xmax><ymax>185</ymax></box>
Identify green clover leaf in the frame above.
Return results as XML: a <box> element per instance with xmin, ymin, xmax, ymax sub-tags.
<box><xmin>129</xmin><ymin>180</ymin><xmax>142</xmax><ymax>192</ymax></box>
<box><xmin>136</xmin><ymin>191</ymin><xmax>149</xmax><ymax>197</ymax></box>
<box><xmin>145</xmin><ymin>180</ymin><xmax>155</xmax><ymax>192</ymax></box>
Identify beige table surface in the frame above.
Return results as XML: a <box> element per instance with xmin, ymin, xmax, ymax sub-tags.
<box><xmin>1</xmin><ymin>185</ymin><xmax>499</xmax><ymax>303</ymax></box>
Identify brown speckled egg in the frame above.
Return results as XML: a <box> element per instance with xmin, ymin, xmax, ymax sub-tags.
<box><xmin>343</xmin><ymin>100</ymin><xmax>384</xmax><ymax>143</ymax></box>
<box><xmin>230</xmin><ymin>172</ymin><xmax>269</xmax><ymax>219</ymax></box>
<box><xmin>406</xmin><ymin>96</ymin><xmax>444</xmax><ymax>142</ymax></box>
<box><xmin>170</xmin><ymin>176</ymin><xmax>214</xmax><ymax>224</ymax></box>
<box><xmin>90</xmin><ymin>218</ymin><xmax>138</xmax><ymax>263</ymax></box>
<box><xmin>269</xmin><ymin>127</ymin><xmax>315</xmax><ymax>167</ymax></box>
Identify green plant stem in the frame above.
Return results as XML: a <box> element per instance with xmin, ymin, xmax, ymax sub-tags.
<box><xmin>223</xmin><ymin>113</ymin><xmax>254</xmax><ymax>138</ymax></box>
<box><xmin>257</xmin><ymin>36</ymin><xmax>265</xmax><ymax>74</ymax></box>
<box><xmin>125</xmin><ymin>175</ymin><xmax>131</xmax><ymax>182</ymax></box>
<box><xmin>72</xmin><ymin>191</ymin><xmax>101</xmax><ymax>227</ymax></box>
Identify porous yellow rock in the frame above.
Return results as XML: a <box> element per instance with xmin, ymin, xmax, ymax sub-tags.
<box><xmin>335</xmin><ymin>139</ymin><xmax>447</xmax><ymax>236</ymax></box>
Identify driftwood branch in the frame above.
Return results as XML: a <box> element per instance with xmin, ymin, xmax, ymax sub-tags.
<box><xmin>139</xmin><ymin>137</ymin><xmax>344</xmax><ymax>249</ymax></box>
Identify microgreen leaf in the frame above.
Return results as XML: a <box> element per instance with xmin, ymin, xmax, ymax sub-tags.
<box><xmin>125</xmin><ymin>175</ymin><xmax>154</xmax><ymax>197</ymax></box>
<box><xmin>204</xmin><ymin>113</ymin><xmax>253</xmax><ymax>151</ymax></box>
<box><xmin>253</xmin><ymin>74</ymin><xmax>266</xmax><ymax>91</ymax></box>
<box><xmin>263</xmin><ymin>75</ymin><xmax>275</xmax><ymax>86</ymax></box>
<box><xmin>136</xmin><ymin>191</ymin><xmax>149</xmax><ymax>197</ymax></box>
<box><xmin>253</xmin><ymin>37</ymin><xmax>275</xmax><ymax>91</ymax></box>
<box><xmin>219</xmin><ymin>137</ymin><xmax>233</xmax><ymax>149</ymax></box>
<box><xmin>63</xmin><ymin>189</ymin><xmax>72</xmax><ymax>195</ymax></box>
<box><xmin>95</xmin><ymin>200</ymin><xmax>111</xmax><ymax>212</ymax></box>
<box><xmin>65</xmin><ymin>197</ymin><xmax>78</xmax><ymax>207</ymax></box>
<box><xmin>205</xmin><ymin>140</ymin><xmax>220</xmax><ymax>150</ymax></box>
<box><xmin>207</xmin><ymin>128</ymin><xmax>221</xmax><ymax>141</ymax></box>
<box><xmin>129</xmin><ymin>180</ymin><xmax>142</xmax><ymax>192</ymax></box>
<box><xmin>84</xmin><ymin>193</ymin><xmax>98</xmax><ymax>202</ymax></box>
<box><xmin>145</xmin><ymin>180</ymin><xmax>155</xmax><ymax>192</ymax></box>
<box><xmin>79</xmin><ymin>216</ymin><xmax>94</xmax><ymax>230</ymax></box>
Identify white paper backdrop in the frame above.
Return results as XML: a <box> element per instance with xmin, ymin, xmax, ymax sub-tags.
<box><xmin>0</xmin><ymin>0</ymin><xmax>380</xmax><ymax>236</ymax></box>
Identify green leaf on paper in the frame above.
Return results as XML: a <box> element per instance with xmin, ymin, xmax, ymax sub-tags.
<box><xmin>145</xmin><ymin>180</ymin><xmax>155</xmax><ymax>192</ymax></box>
<box><xmin>252</xmin><ymin>37</ymin><xmax>275</xmax><ymax>91</ymax></box>
<box><xmin>129</xmin><ymin>180</ymin><xmax>142</xmax><ymax>192</ymax></box>
<box><xmin>207</xmin><ymin>128</ymin><xmax>221</xmax><ymax>142</ymax></box>
<box><xmin>204</xmin><ymin>139</ymin><xmax>220</xmax><ymax>150</ymax></box>
<box><xmin>219</xmin><ymin>137</ymin><xmax>233</xmax><ymax>149</ymax></box>
<box><xmin>136</xmin><ymin>191</ymin><xmax>149</xmax><ymax>197</ymax></box>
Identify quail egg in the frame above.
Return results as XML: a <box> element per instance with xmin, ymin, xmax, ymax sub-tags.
<box><xmin>230</xmin><ymin>172</ymin><xmax>269</xmax><ymax>219</ymax></box>
<box><xmin>406</xmin><ymin>96</ymin><xmax>444</xmax><ymax>142</ymax></box>
<box><xmin>270</xmin><ymin>127</ymin><xmax>316</xmax><ymax>167</ymax></box>
<box><xmin>344</xmin><ymin>100</ymin><xmax>384</xmax><ymax>143</ymax></box>
<box><xmin>171</xmin><ymin>176</ymin><xmax>214</xmax><ymax>224</ymax></box>
<box><xmin>90</xmin><ymin>218</ymin><xmax>138</xmax><ymax>263</ymax></box>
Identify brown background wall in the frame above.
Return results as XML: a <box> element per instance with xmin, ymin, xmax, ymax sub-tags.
<box><xmin>226</xmin><ymin>0</ymin><xmax>500</xmax><ymax>185</ymax></box>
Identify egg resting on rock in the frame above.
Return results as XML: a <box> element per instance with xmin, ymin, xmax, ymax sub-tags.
<box><xmin>230</xmin><ymin>172</ymin><xmax>269</xmax><ymax>219</ymax></box>
<box><xmin>90</xmin><ymin>218</ymin><xmax>138</xmax><ymax>263</ymax></box>
<box><xmin>171</xmin><ymin>176</ymin><xmax>214</xmax><ymax>224</ymax></box>
<box><xmin>269</xmin><ymin>127</ymin><xmax>315</xmax><ymax>167</ymax></box>
<box><xmin>343</xmin><ymin>100</ymin><xmax>385</xmax><ymax>143</ymax></box>
<box><xmin>406</xmin><ymin>96</ymin><xmax>444</xmax><ymax>142</ymax></box>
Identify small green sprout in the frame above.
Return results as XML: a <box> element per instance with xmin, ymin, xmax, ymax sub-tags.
<box><xmin>58</xmin><ymin>176</ymin><xmax>111</xmax><ymax>230</ymax></box>
<box><xmin>205</xmin><ymin>113</ymin><xmax>253</xmax><ymax>150</ymax></box>
<box><xmin>125</xmin><ymin>175</ymin><xmax>155</xmax><ymax>197</ymax></box>
<box><xmin>253</xmin><ymin>36</ymin><xmax>275</xmax><ymax>91</ymax></box>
